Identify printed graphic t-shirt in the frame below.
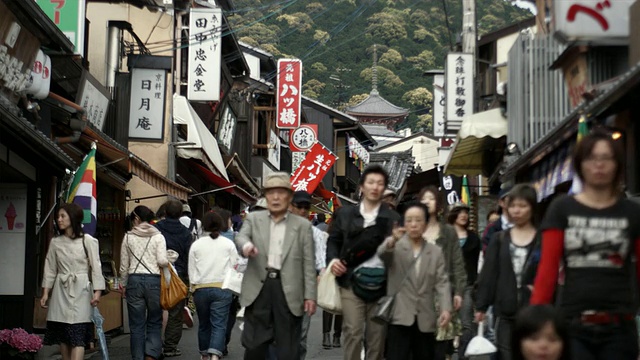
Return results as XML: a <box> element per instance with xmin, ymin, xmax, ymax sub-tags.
<box><xmin>541</xmin><ymin>195</ymin><xmax>640</xmax><ymax>316</ymax></box>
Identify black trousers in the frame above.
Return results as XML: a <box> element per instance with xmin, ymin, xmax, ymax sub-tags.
<box><xmin>242</xmin><ymin>277</ymin><xmax>302</xmax><ymax>360</ymax></box>
<box><xmin>322</xmin><ymin>311</ymin><xmax>343</xmax><ymax>335</ymax></box>
<box><xmin>386</xmin><ymin>322</ymin><xmax>436</xmax><ymax>360</ymax></box>
<box><xmin>225</xmin><ymin>295</ymin><xmax>241</xmax><ymax>350</ymax></box>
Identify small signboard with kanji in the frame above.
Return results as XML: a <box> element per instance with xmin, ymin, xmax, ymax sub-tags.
<box><xmin>276</xmin><ymin>59</ymin><xmax>302</xmax><ymax>129</ymax></box>
<box><xmin>290</xmin><ymin>142</ymin><xmax>337</xmax><ymax>194</ymax></box>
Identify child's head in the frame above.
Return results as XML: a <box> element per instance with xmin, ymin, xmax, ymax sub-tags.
<box><xmin>512</xmin><ymin>305</ymin><xmax>570</xmax><ymax>360</ymax></box>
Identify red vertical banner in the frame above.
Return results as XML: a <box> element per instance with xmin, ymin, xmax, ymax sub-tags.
<box><xmin>276</xmin><ymin>59</ymin><xmax>302</xmax><ymax>129</ymax></box>
<box><xmin>290</xmin><ymin>142</ymin><xmax>337</xmax><ymax>194</ymax></box>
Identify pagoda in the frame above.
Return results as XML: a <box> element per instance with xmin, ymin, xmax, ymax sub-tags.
<box><xmin>345</xmin><ymin>45</ymin><xmax>409</xmax><ymax>129</ymax></box>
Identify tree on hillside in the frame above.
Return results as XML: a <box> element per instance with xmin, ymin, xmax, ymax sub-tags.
<box><xmin>277</xmin><ymin>13</ymin><xmax>314</xmax><ymax>33</ymax></box>
<box><xmin>303</xmin><ymin>79</ymin><xmax>326</xmax><ymax>99</ymax></box>
<box><xmin>306</xmin><ymin>2</ymin><xmax>325</xmax><ymax>14</ymax></box>
<box><xmin>239</xmin><ymin>23</ymin><xmax>281</xmax><ymax>45</ymax></box>
<box><xmin>407</xmin><ymin>50</ymin><xmax>436</xmax><ymax>72</ymax></box>
<box><xmin>366</xmin><ymin>12</ymin><xmax>408</xmax><ymax>44</ymax></box>
<box><xmin>380</xmin><ymin>49</ymin><xmax>403</xmax><ymax>68</ymax></box>
<box><xmin>311</xmin><ymin>62</ymin><xmax>328</xmax><ymax>72</ymax></box>
<box><xmin>313</xmin><ymin>30</ymin><xmax>331</xmax><ymax>44</ymax></box>
<box><xmin>346</xmin><ymin>93</ymin><xmax>369</xmax><ymax>108</ymax></box>
<box><xmin>360</xmin><ymin>66</ymin><xmax>404</xmax><ymax>88</ymax></box>
<box><xmin>402</xmin><ymin>87</ymin><xmax>433</xmax><ymax>108</ymax></box>
<box><xmin>417</xmin><ymin>113</ymin><xmax>433</xmax><ymax>134</ymax></box>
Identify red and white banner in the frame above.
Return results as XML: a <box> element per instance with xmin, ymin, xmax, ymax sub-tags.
<box><xmin>276</xmin><ymin>59</ymin><xmax>302</xmax><ymax>129</ymax></box>
<box><xmin>290</xmin><ymin>142</ymin><xmax>337</xmax><ymax>194</ymax></box>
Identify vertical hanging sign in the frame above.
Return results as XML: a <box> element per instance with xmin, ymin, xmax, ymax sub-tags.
<box><xmin>276</xmin><ymin>59</ymin><xmax>302</xmax><ymax>129</ymax></box>
<box><xmin>290</xmin><ymin>142</ymin><xmax>337</xmax><ymax>194</ymax></box>
<box><xmin>187</xmin><ymin>7</ymin><xmax>222</xmax><ymax>101</ymax></box>
<box><xmin>445</xmin><ymin>53</ymin><xmax>473</xmax><ymax>133</ymax></box>
<box><xmin>129</xmin><ymin>68</ymin><xmax>166</xmax><ymax>140</ymax></box>
<box><xmin>433</xmin><ymin>74</ymin><xmax>446</xmax><ymax>137</ymax></box>
<box><xmin>36</xmin><ymin>0</ymin><xmax>86</xmax><ymax>55</ymax></box>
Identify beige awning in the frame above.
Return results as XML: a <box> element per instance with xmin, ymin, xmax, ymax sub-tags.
<box><xmin>444</xmin><ymin>108</ymin><xmax>507</xmax><ymax>176</ymax></box>
<box><xmin>173</xmin><ymin>94</ymin><xmax>229</xmax><ymax>180</ymax></box>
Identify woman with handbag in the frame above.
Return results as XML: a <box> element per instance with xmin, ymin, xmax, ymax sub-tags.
<box><xmin>377</xmin><ymin>202</ymin><xmax>452</xmax><ymax>360</ymax></box>
<box><xmin>189</xmin><ymin>211</ymin><xmax>239</xmax><ymax>360</ymax></box>
<box><xmin>475</xmin><ymin>184</ymin><xmax>541</xmax><ymax>360</ymax></box>
<box><xmin>40</xmin><ymin>203</ymin><xmax>105</xmax><ymax>360</ymax></box>
<box><xmin>419</xmin><ymin>186</ymin><xmax>467</xmax><ymax>359</ymax></box>
<box><xmin>120</xmin><ymin>205</ymin><xmax>169</xmax><ymax>360</ymax></box>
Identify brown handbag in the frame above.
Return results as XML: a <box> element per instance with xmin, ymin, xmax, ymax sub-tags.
<box><xmin>160</xmin><ymin>264</ymin><xmax>188</xmax><ymax>310</ymax></box>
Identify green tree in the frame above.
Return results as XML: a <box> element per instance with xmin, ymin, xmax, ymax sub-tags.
<box><xmin>402</xmin><ymin>87</ymin><xmax>434</xmax><ymax>107</ymax></box>
<box><xmin>366</xmin><ymin>12</ymin><xmax>408</xmax><ymax>44</ymax></box>
<box><xmin>277</xmin><ymin>13</ymin><xmax>314</xmax><ymax>33</ymax></box>
<box><xmin>346</xmin><ymin>93</ymin><xmax>370</xmax><ymax>108</ymax></box>
<box><xmin>240</xmin><ymin>23</ymin><xmax>280</xmax><ymax>45</ymax></box>
<box><xmin>313</xmin><ymin>30</ymin><xmax>330</xmax><ymax>44</ymax></box>
<box><xmin>306</xmin><ymin>2</ymin><xmax>325</xmax><ymax>14</ymax></box>
<box><xmin>417</xmin><ymin>113</ymin><xmax>433</xmax><ymax>134</ymax></box>
<box><xmin>360</xmin><ymin>66</ymin><xmax>404</xmax><ymax>88</ymax></box>
<box><xmin>379</xmin><ymin>49</ymin><xmax>403</xmax><ymax>68</ymax></box>
<box><xmin>311</xmin><ymin>62</ymin><xmax>327</xmax><ymax>72</ymax></box>
<box><xmin>407</xmin><ymin>50</ymin><xmax>436</xmax><ymax>72</ymax></box>
<box><xmin>303</xmin><ymin>79</ymin><xmax>326</xmax><ymax>97</ymax></box>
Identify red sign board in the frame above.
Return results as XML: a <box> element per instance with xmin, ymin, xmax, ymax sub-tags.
<box><xmin>276</xmin><ymin>59</ymin><xmax>302</xmax><ymax>129</ymax></box>
<box><xmin>290</xmin><ymin>124</ymin><xmax>318</xmax><ymax>152</ymax></box>
<box><xmin>290</xmin><ymin>142</ymin><xmax>337</xmax><ymax>194</ymax></box>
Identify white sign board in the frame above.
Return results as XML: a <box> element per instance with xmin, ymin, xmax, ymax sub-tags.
<box><xmin>267</xmin><ymin>130</ymin><xmax>281</xmax><ymax>170</ymax></box>
<box><xmin>129</xmin><ymin>68</ymin><xmax>166</xmax><ymax>140</ymax></box>
<box><xmin>0</xmin><ymin>184</ymin><xmax>27</xmax><ymax>295</ymax></box>
<box><xmin>292</xmin><ymin>151</ymin><xmax>306</xmax><ymax>172</ymax></box>
<box><xmin>446</xmin><ymin>53</ymin><xmax>474</xmax><ymax>132</ymax></box>
<box><xmin>554</xmin><ymin>0</ymin><xmax>634</xmax><ymax>40</ymax></box>
<box><xmin>77</xmin><ymin>72</ymin><xmax>110</xmax><ymax>131</ymax></box>
<box><xmin>188</xmin><ymin>8</ymin><xmax>222</xmax><ymax>101</ymax></box>
<box><xmin>217</xmin><ymin>104</ymin><xmax>237</xmax><ymax>154</ymax></box>
<box><xmin>433</xmin><ymin>74</ymin><xmax>445</xmax><ymax>138</ymax></box>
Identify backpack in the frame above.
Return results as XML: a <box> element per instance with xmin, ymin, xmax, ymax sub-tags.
<box><xmin>188</xmin><ymin>218</ymin><xmax>199</xmax><ymax>242</ymax></box>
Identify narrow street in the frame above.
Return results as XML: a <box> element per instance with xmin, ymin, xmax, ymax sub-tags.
<box><xmin>93</xmin><ymin>311</ymin><xmax>343</xmax><ymax>360</ymax></box>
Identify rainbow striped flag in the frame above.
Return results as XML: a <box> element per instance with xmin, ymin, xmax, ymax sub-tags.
<box><xmin>66</xmin><ymin>143</ymin><xmax>98</xmax><ymax>236</ymax></box>
<box><xmin>461</xmin><ymin>175</ymin><xmax>470</xmax><ymax>205</ymax></box>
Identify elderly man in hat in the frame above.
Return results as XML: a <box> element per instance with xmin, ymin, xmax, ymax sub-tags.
<box><xmin>289</xmin><ymin>190</ymin><xmax>328</xmax><ymax>359</ymax></box>
<box><xmin>235</xmin><ymin>173</ymin><xmax>317</xmax><ymax>360</ymax></box>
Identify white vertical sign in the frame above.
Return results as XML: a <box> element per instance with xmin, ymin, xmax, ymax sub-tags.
<box><xmin>446</xmin><ymin>53</ymin><xmax>474</xmax><ymax>132</ymax></box>
<box><xmin>188</xmin><ymin>8</ymin><xmax>222</xmax><ymax>101</ymax></box>
<box><xmin>217</xmin><ymin>104</ymin><xmax>237</xmax><ymax>153</ymax></box>
<box><xmin>267</xmin><ymin>130</ymin><xmax>281</xmax><ymax>170</ymax></box>
<box><xmin>77</xmin><ymin>73</ymin><xmax>110</xmax><ymax>131</ymax></box>
<box><xmin>0</xmin><ymin>184</ymin><xmax>27</xmax><ymax>295</ymax></box>
<box><xmin>129</xmin><ymin>68</ymin><xmax>166</xmax><ymax>140</ymax></box>
<box><xmin>433</xmin><ymin>74</ymin><xmax>445</xmax><ymax>138</ymax></box>
<box><xmin>292</xmin><ymin>151</ymin><xmax>306</xmax><ymax>172</ymax></box>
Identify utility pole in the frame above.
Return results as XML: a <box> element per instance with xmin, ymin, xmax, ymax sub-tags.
<box><xmin>330</xmin><ymin>67</ymin><xmax>351</xmax><ymax>109</ymax></box>
<box><xmin>461</xmin><ymin>0</ymin><xmax>477</xmax><ymax>72</ymax></box>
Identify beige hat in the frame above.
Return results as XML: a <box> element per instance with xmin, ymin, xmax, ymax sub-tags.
<box><xmin>182</xmin><ymin>204</ymin><xmax>192</xmax><ymax>213</ymax></box>
<box><xmin>263</xmin><ymin>172</ymin><xmax>293</xmax><ymax>192</ymax></box>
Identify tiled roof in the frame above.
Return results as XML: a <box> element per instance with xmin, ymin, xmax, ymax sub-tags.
<box><xmin>369</xmin><ymin>149</ymin><xmax>415</xmax><ymax>192</ymax></box>
<box><xmin>346</xmin><ymin>90</ymin><xmax>409</xmax><ymax>116</ymax></box>
<box><xmin>362</xmin><ymin>124</ymin><xmax>402</xmax><ymax>137</ymax></box>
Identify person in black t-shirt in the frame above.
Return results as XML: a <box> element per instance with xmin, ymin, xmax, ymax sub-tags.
<box><xmin>531</xmin><ymin>131</ymin><xmax>640</xmax><ymax>360</ymax></box>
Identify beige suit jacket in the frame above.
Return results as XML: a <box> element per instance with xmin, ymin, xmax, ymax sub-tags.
<box><xmin>378</xmin><ymin>236</ymin><xmax>452</xmax><ymax>333</ymax></box>
<box><xmin>235</xmin><ymin>210</ymin><xmax>317</xmax><ymax>317</ymax></box>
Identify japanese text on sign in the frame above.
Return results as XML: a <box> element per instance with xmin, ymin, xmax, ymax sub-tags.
<box><xmin>276</xmin><ymin>59</ymin><xmax>302</xmax><ymax>129</ymax></box>
<box><xmin>129</xmin><ymin>68</ymin><xmax>166</xmax><ymax>140</ymax></box>
<box><xmin>290</xmin><ymin>142</ymin><xmax>337</xmax><ymax>193</ymax></box>
<box><xmin>445</xmin><ymin>53</ymin><xmax>473</xmax><ymax>129</ymax></box>
<box><xmin>187</xmin><ymin>8</ymin><xmax>222</xmax><ymax>101</ymax></box>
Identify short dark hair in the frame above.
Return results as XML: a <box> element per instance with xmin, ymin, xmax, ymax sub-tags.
<box><xmin>59</xmin><ymin>203</ymin><xmax>85</xmax><ymax>238</ymax></box>
<box><xmin>486</xmin><ymin>209</ymin><xmax>499</xmax><ymax>221</ymax></box>
<box><xmin>572</xmin><ymin>130</ymin><xmax>624</xmax><ymax>192</ymax></box>
<box><xmin>512</xmin><ymin>305</ymin><xmax>570</xmax><ymax>360</ymax></box>
<box><xmin>211</xmin><ymin>207</ymin><xmax>232</xmax><ymax>229</ymax></box>
<box><xmin>317</xmin><ymin>213</ymin><xmax>326</xmax><ymax>223</ymax></box>
<box><xmin>359</xmin><ymin>164</ymin><xmax>389</xmax><ymax>188</ymax></box>
<box><xmin>507</xmin><ymin>183</ymin><xmax>539</xmax><ymax>225</ymax></box>
<box><xmin>403</xmin><ymin>202</ymin><xmax>430</xmax><ymax>223</ymax></box>
<box><xmin>126</xmin><ymin>205</ymin><xmax>156</xmax><ymax>231</ymax></box>
<box><xmin>202</xmin><ymin>211</ymin><xmax>224</xmax><ymax>239</ymax></box>
<box><xmin>164</xmin><ymin>199</ymin><xmax>183</xmax><ymax>219</ymax></box>
<box><xmin>447</xmin><ymin>207</ymin><xmax>469</xmax><ymax>228</ymax></box>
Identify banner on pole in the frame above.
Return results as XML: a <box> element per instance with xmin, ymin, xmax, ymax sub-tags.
<box><xmin>290</xmin><ymin>142</ymin><xmax>337</xmax><ymax>194</ymax></box>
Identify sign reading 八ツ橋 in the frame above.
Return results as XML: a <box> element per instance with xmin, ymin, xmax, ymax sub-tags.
<box><xmin>276</xmin><ymin>59</ymin><xmax>302</xmax><ymax>129</ymax></box>
<box><xmin>187</xmin><ymin>7</ymin><xmax>222</xmax><ymax>101</ymax></box>
<box><xmin>445</xmin><ymin>53</ymin><xmax>474</xmax><ymax>134</ymax></box>
<box><xmin>129</xmin><ymin>68</ymin><xmax>166</xmax><ymax>140</ymax></box>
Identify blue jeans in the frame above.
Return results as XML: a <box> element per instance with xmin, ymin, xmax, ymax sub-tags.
<box><xmin>194</xmin><ymin>287</ymin><xmax>233</xmax><ymax>357</ymax></box>
<box><xmin>125</xmin><ymin>274</ymin><xmax>163</xmax><ymax>360</ymax></box>
<box><xmin>570</xmin><ymin>319</ymin><xmax>638</xmax><ymax>360</ymax></box>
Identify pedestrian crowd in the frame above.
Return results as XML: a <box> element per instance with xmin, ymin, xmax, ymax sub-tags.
<box><xmin>38</xmin><ymin>130</ymin><xmax>640</xmax><ymax>360</ymax></box>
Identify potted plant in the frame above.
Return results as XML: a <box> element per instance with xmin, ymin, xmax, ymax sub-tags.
<box><xmin>0</xmin><ymin>328</ymin><xmax>43</xmax><ymax>359</ymax></box>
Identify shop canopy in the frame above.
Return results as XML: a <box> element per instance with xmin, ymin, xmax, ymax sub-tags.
<box><xmin>189</xmin><ymin>161</ymin><xmax>256</xmax><ymax>205</ymax></box>
<box><xmin>444</xmin><ymin>108</ymin><xmax>508</xmax><ymax>177</ymax></box>
<box><xmin>173</xmin><ymin>94</ymin><xmax>229</xmax><ymax>181</ymax></box>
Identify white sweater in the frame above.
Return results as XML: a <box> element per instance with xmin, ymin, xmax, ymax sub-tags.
<box><xmin>188</xmin><ymin>234</ymin><xmax>239</xmax><ymax>286</ymax></box>
<box><xmin>120</xmin><ymin>223</ymin><xmax>169</xmax><ymax>286</ymax></box>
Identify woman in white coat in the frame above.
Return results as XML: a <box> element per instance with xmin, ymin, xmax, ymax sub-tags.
<box><xmin>40</xmin><ymin>203</ymin><xmax>105</xmax><ymax>360</ymax></box>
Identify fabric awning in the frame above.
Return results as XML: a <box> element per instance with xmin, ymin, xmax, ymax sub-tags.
<box><xmin>190</xmin><ymin>161</ymin><xmax>256</xmax><ymax>205</ymax></box>
<box><xmin>130</xmin><ymin>157</ymin><xmax>191</xmax><ymax>201</ymax></box>
<box><xmin>173</xmin><ymin>94</ymin><xmax>229</xmax><ymax>181</ymax></box>
<box><xmin>223</xmin><ymin>154</ymin><xmax>261</xmax><ymax>197</ymax></box>
<box><xmin>444</xmin><ymin>108</ymin><xmax>507</xmax><ymax>176</ymax></box>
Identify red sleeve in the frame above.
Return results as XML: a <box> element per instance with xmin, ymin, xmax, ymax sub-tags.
<box><xmin>530</xmin><ymin>229</ymin><xmax>564</xmax><ymax>304</ymax></box>
<box><xmin>635</xmin><ymin>238</ymin><xmax>640</xmax><ymax>288</ymax></box>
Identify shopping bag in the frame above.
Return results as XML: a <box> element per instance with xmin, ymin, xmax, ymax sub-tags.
<box><xmin>465</xmin><ymin>321</ymin><xmax>497</xmax><ymax>356</ymax></box>
<box><xmin>160</xmin><ymin>264</ymin><xmax>187</xmax><ymax>310</ymax></box>
<box><xmin>317</xmin><ymin>259</ymin><xmax>342</xmax><ymax>314</ymax></box>
<box><xmin>222</xmin><ymin>269</ymin><xmax>244</xmax><ymax>295</ymax></box>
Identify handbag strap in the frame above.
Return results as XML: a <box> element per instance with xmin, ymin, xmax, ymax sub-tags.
<box><xmin>81</xmin><ymin>235</ymin><xmax>93</xmax><ymax>282</ymax></box>
<box><xmin>394</xmin><ymin>241</ymin><xmax>426</xmax><ymax>294</ymax></box>
<box><xmin>128</xmin><ymin>234</ymin><xmax>153</xmax><ymax>274</ymax></box>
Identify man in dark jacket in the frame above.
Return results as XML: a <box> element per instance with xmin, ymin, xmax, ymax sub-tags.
<box><xmin>327</xmin><ymin>165</ymin><xmax>400</xmax><ymax>360</ymax></box>
<box><xmin>482</xmin><ymin>187</ymin><xmax>513</xmax><ymax>252</ymax></box>
<box><xmin>155</xmin><ymin>199</ymin><xmax>193</xmax><ymax>357</ymax></box>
